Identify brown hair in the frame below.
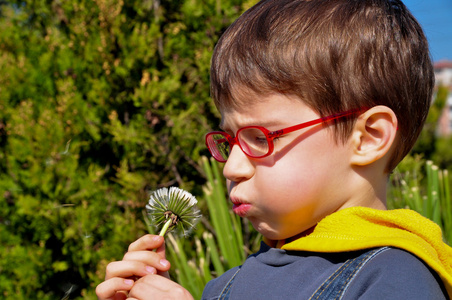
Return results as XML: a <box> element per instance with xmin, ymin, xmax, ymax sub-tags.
<box><xmin>210</xmin><ymin>0</ymin><xmax>434</xmax><ymax>171</ymax></box>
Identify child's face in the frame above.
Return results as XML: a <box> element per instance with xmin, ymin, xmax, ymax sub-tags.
<box><xmin>219</xmin><ymin>93</ymin><xmax>356</xmax><ymax>241</ymax></box>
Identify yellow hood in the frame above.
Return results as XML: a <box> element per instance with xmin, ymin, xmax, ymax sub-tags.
<box><xmin>281</xmin><ymin>207</ymin><xmax>452</xmax><ymax>298</ymax></box>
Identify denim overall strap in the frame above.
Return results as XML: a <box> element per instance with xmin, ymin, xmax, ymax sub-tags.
<box><xmin>218</xmin><ymin>267</ymin><xmax>242</xmax><ymax>300</ymax></box>
<box><xmin>309</xmin><ymin>247</ymin><xmax>391</xmax><ymax>300</ymax></box>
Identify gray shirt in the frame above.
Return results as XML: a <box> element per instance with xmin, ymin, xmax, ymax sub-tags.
<box><xmin>202</xmin><ymin>242</ymin><xmax>447</xmax><ymax>299</ymax></box>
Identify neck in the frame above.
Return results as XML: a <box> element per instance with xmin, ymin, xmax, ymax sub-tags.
<box><xmin>264</xmin><ymin>225</ymin><xmax>316</xmax><ymax>248</ymax></box>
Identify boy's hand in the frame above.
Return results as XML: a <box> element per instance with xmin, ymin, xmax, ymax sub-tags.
<box><xmin>127</xmin><ymin>274</ymin><xmax>194</xmax><ymax>300</ymax></box>
<box><xmin>96</xmin><ymin>234</ymin><xmax>190</xmax><ymax>300</ymax></box>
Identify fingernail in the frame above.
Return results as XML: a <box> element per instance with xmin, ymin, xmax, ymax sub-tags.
<box><xmin>153</xmin><ymin>235</ymin><xmax>162</xmax><ymax>242</ymax></box>
<box><xmin>146</xmin><ymin>266</ymin><xmax>156</xmax><ymax>274</ymax></box>
<box><xmin>160</xmin><ymin>259</ymin><xmax>170</xmax><ymax>268</ymax></box>
<box><xmin>124</xmin><ymin>279</ymin><xmax>134</xmax><ymax>286</ymax></box>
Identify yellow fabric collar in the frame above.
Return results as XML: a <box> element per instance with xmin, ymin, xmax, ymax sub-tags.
<box><xmin>278</xmin><ymin>207</ymin><xmax>452</xmax><ymax>298</ymax></box>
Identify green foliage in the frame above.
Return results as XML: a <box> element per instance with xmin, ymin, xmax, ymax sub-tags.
<box><xmin>432</xmin><ymin>136</ymin><xmax>452</xmax><ymax>170</ymax></box>
<box><xmin>155</xmin><ymin>157</ymin><xmax>260</xmax><ymax>299</ymax></box>
<box><xmin>145</xmin><ymin>157</ymin><xmax>260</xmax><ymax>299</ymax></box>
<box><xmin>389</xmin><ymin>156</ymin><xmax>452</xmax><ymax>245</ymax></box>
<box><xmin>0</xmin><ymin>1</ymin><xmax>257</xmax><ymax>298</ymax></box>
<box><xmin>2</xmin><ymin>0</ymin><xmax>451</xmax><ymax>298</ymax></box>
<box><xmin>412</xmin><ymin>85</ymin><xmax>449</xmax><ymax>161</ymax></box>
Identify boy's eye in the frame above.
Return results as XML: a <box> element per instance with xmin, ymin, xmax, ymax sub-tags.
<box><xmin>255</xmin><ymin>136</ymin><xmax>267</xmax><ymax>144</ymax></box>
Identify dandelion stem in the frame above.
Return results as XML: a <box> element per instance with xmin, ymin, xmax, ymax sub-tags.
<box><xmin>153</xmin><ymin>219</ymin><xmax>173</xmax><ymax>252</ymax></box>
<box><xmin>159</xmin><ymin>219</ymin><xmax>173</xmax><ymax>237</ymax></box>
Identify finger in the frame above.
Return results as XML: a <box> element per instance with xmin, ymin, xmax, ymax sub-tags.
<box><xmin>105</xmin><ymin>261</ymin><xmax>157</xmax><ymax>280</ymax></box>
<box><xmin>155</xmin><ymin>236</ymin><xmax>166</xmax><ymax>258</ymax></box>
<box><xmin>128</xmin><ymin>235</ymin><xmax>164</xmax><ymax>252</ymax></box>
<box><xmin>129</xmin><ymin>275</ymin><xmax>194</xmax><ymax>300</ymax></box>
<box><xmin>154</xmin><ymin>241</ymin><xmax>170</xmax><ymax>278</ymax></box>
<box><xmin>96</xmin><ymin>278</ymin><xmax>134</xmax><ymax>300</ymax></box>
<box><xmin>123</xmin><ymin>250</ymin><xmax>171</xmax><ymax>272</ymax></box>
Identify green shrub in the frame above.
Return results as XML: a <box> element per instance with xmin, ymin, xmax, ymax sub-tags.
<box><xmin>0</xmin><ymin>1</ymin><xmax>256</xmax><ymax>298</ymax></box>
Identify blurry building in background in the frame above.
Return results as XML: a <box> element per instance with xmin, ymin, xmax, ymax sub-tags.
<box><xmin>434</xmin><ymin>60</ymin><xmax>452</xmax><ymax>137</ymax></box>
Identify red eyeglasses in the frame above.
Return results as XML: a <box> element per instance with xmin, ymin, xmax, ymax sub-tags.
<box><xmin>205</xmin><ymin>108</ymin><xmax>365</xmax><ymax>162</ymax></box>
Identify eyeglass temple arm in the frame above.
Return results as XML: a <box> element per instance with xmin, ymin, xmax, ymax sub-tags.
<box><xmin>268</xmin><ymin>108</ymin><xmax>366</xmax><ymax>138</ymax></box>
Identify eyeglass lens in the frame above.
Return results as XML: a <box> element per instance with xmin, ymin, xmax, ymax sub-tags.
<box><xmin>206</xmin><ymin>133</ymin><xmax>231</xmax><ymax>161</ymax></box>
<box><xmin>207</xmin><ymin>127</ymin><xmax>270</xmax><ymax>161</ymax></box>
<box><xmin>237</xmin><ymin>127</ymin><xmax>269</xmax><ymax>157</ymax></box>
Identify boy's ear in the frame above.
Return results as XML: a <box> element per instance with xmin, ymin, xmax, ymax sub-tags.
<box><xmin>350</xmin><ymin>106</ymin><xmax>398</xmax><ymax>167</ymax></box>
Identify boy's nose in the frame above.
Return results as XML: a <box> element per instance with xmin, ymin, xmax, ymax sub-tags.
<box><xmin>223</xmin><ymin>145</ymin><xmax>255</xmax><ymax>182</ymax></box>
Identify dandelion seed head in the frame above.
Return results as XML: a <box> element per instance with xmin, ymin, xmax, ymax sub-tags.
<box><xmin>146</xmin><ymin>187</ymin><xmax>201</xmax><ymax>237</ymax></box>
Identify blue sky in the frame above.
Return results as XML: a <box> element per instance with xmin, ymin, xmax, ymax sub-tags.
<box><xmin>403</xmin><ymin>0</ymin><xmax>452</xmax><ymax>62</ymax></box>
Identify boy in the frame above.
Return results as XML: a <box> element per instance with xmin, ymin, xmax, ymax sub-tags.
<box><xmin>96</xmin><ymin>0</ymin><xmax>452</xmax><ymax>299</ymax></box>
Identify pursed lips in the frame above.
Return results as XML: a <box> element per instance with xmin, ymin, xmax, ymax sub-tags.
<box><xmin>230</xmin><ymin>197</ymin><xmax>252</xmax><ymax>217</ymax></box>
